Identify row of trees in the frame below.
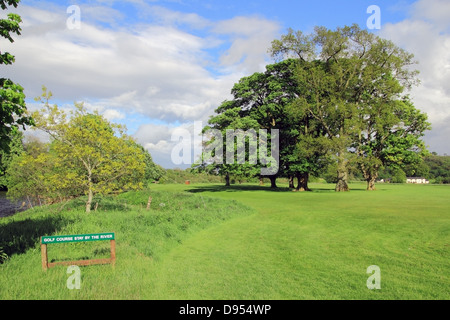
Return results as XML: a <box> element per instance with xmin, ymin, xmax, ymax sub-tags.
<box><xmin>194</xmin><ymin>25</ymin><xmax>431</xmax><ymax>191</ymax></box>
<box><xmin>416</xmin><ymin>153</ymin><xmax>450</xmax><ymax>183</ymax></box>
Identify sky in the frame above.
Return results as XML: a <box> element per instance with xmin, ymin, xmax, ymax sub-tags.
<box><xmin>2</xmin><ymin>0</ymin><xmax>450</xmax><ymax>168</ymax></box>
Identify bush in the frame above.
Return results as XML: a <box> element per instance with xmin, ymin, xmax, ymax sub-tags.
<box><xmin>392</xmin><ymin>168</ymin><xmax>406</xmax><ymax>183</ymax></box>
<box><xmin>434</xmin><ymin>176</ymin><xmax>450</xmax><ymax>184</ymax></box>
<box><xmin>160</xmin><ymin>169</ymin><xmax>223</xmax><ymax>184</ymax></box>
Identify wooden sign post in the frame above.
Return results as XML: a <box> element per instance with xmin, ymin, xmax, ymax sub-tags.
<box><xmin>40</xmin><ymin>232</ymin><xmax>116</xmax><ymax>271</ymax></box>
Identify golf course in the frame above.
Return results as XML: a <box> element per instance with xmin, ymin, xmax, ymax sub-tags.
<box><xmin>0</xmin><ymin>182</ymin><xmax>448</xmax><ymax>300</ymax></box>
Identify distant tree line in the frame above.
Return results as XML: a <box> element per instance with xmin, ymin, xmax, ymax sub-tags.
<box><xmin>376</xmin><ymin>153</ymin><xmax>450</xmax><ymax>184</ymax></box>
<box><xmin>424</xmin><ymin>153</ymin><xmax>450</xmax><ymax>183</ymax></box>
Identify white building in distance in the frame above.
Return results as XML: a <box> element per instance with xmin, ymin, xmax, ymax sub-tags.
<box><xmin>406</xmin><ymin>177</ymin><xmax>430</xmax><ymax>184</ymax></box>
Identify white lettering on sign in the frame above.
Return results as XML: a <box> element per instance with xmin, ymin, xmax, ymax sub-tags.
<box><xmin>57</xmin><ymin>237</ymin><xmax>74</xmax><ymax>242</ymax></box>
<box><xmin>42</xmin><ymin>233</ymin><xmax>114</xmax><ymax>244</ymax></box>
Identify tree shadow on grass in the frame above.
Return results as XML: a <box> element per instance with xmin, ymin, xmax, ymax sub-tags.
<box><xmin>187</xmin><ymin>184</ymin><xmax>291</xmax><ymax>194</ymax></box>
<box><xmin>0</xmin><ymin>215</ymin><xmax>73</xmax><ymax>260</ymax></box>
<box><xmin>187</xmin><ymin>183</ymin><xmax>368</xmax><ymax>194</ymax></box>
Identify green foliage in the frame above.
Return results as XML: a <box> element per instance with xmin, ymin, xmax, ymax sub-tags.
<box><xmin>0</xmin><ymin>0</ymin><xmax>33</xmax><ymax>153</ymax></box>
<box><xmin>161</xmin><ymin>168</ymin><xmax>223</xmax><ymax>184</ymax></box>
<box><xmin>6</xmin><ymin>87</ymin><xmax>150</xmax><ymax>212</ymax></box>
<box><xmin>6</xmin><ymin>147</ymin><xmax>83</xmax><ymax>203</ymax></box>
<box><xmin>199</xmin><ymin>24</ymin><xmax>429</xmax><ymax>192</ymax></box>
<box><xmin>0</xmin><ymin>0</ymin><xmax>21</xmax><ymax>61</ymax></box>
<box><xmin>391</xmin><ymin>168</ymin><xmax>407</xmax><ymax>183</ymax></box>
<box><xmin>424</xmin><ymin>154</ymin><xmax>450</xmax><ymax>183</ymax></box>
<box><xmin>270</xmin><ymin>24</ymin><xmax>429</xmax><ymax>191</ymax></box>
<box><xmin>0</xmin><ymin>128</ymin><xmax>23</xmax><ymax>188</ymax></box>
<box><xmin>134</xmin><ymin>143</ymin><xmax>165</xmax><ymax>182</ymax></box>
<box><xmin>322</xmin><ymin>161</ymin><xmax>338</xmax><ymax>184</ymax></box>
<box><xmin>199</xmin><ymin>59</ymin><xmax>328</xmax><ymax>189</ymax></box>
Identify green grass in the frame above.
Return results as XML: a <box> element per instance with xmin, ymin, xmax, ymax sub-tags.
<box><xmin>0</xmin><ymin>182</ymin><xmax>449</xmax><ymax>299</ymax></box>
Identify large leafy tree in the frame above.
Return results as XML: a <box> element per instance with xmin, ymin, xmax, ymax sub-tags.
<box><xmin>196</xmin><ymin>107</ymin><xmax>262</xmax><ymax>187</ymax></box>
<box><xmin>270</xmin><ymin>25</ymin><xmax>429</xmax><ymax>191</ymax></box>
<box><xmin>0</xmin><ymin>0</ymin><xmax>33</xmax><ymax>153</ymax></box>
<box><xmin>197</xmin><ymin>60</ymin><xmax>297</xmax><ymax>188</ymax></box>
<box><xmin>198</xmin><ymin>59</ymin><xmax>331</xmax><ymax>190</ymax></box>
<box><xmin>354</xmin><ymin>96</ymin><xmax>430</xmax><ymax>190</ymax></box>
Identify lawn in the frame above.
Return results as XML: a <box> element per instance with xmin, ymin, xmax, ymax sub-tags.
<box><xmin>0</xmin><ymin>182</ymin><xmax>449</xmax><ymax>299</ymax></box>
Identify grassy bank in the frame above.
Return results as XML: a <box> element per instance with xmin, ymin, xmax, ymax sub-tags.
<box><xmin>0</xmin><ymin>188</ymin><xmax>254</xmax><ymax>299</ymax></box>
<box><xmin>0</xmin><ymin>182</ymin><xmax>449</xmax><ymax>299</ymax></box>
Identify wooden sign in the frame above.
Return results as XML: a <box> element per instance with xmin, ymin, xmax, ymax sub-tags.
<box><xmin>40</xmin><ymin>232</ymin><xmax>116</xmax><ymax>271</ymax></box>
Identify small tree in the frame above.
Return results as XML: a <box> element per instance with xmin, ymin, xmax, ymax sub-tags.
<box><xmin>16</xmin><ymin>87</ymin><xmax>147</xmax><ymax>212</ymax></box>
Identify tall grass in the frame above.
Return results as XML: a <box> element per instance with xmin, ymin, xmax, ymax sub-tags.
<box><xmin>0</xmin><ymin>188</ymin><xmax>254</xmax><ymax>299</ymax></box>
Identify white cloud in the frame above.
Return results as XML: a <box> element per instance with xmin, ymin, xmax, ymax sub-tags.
<box><xmin>2</xmin><ymin>3</ymin><xmax>281</xmax><ymax>166</ymax></box>
<box><xmin>134</xmin><ymin>122</ymin><xmax>203</xmax><ymax>168</ymax></box>
<box><xmin>410</xmin><ymin>0</ymin><xmax>450</xmax><ymax>31</ymax></box>
<box><xmin>140</xmin><ymin>5</ymin><xmax>211</xmax><ymax>30</ymax></box>
<box><xmin>379</xmin><ymin>0</ymin><xmax>450</xmax><ymax>154</ymax></box>
<box><xmin>213</xmin><ymin>16</ymin><xmax>281</xmax><ymax>74</ymax></box>
<box><xmin>102</xmin><ymin>109</ymin><xmax>126</xmax><ymax>121</ymax></box>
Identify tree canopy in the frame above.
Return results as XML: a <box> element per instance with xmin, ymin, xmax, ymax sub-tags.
<box><xmin>270</xmin><ymin>24</ymin><xmax>430</xmax><ymax>191</ymax></box>
<box><xmin>197</xmin><ymin>24</ymin><xmax>430</xmax><ymax>192</ymax></box>
<box><xmin>0</xmin><ymin>0</ymin><xmax>33</xmax><ymax>153</ymax></box>
<box><xmin>7</xmin><ymin>87</ymin><xmax>151</xmax><ymax>212</ymax></box>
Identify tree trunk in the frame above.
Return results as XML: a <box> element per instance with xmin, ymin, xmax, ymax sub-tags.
<box><xmin>335</xmin><ymin>155</ymin><xmax>349</xmax><ymax>192</ymax></box>
<box><xmin>367</xmin><ymin>177</ymin><xmax>376</xmax><ymax>191</ymax></box>
<box><xmin>366</xmin><ymin>171</ymin><xmax>378</xmax><ymax>191</ymax></box>
<box><xmin>289</xmin><ymin>176</ymin><xmax>295</xmax><ymax>189</ymax></box>
<box><xmin>269</xmin><ymin>176</ymin><xmax>277</xmax><ymax>188</ymax></box>
<box><xmin>146</xmin><ymin>196</ymin><xmax>152</xmax><ymax>210</ymax></box>
<box><xmin>296</xmin><ymin>172</ymin><xmax>311</xmax><ymax>191</ymax></box>
<box><xmin>360</xmin><ymin>162</ymin><xmax>379</xmax><ymax>191</ymax></box>
<box><xmin>86</xmin><ymin>172</ymin><xmax>93</xmax><ymax>213</ymax></box>
<box><xmin>86</xmin><ymin>188</ymin><xmax>93</xmax><ymax>213</ymax></box>
<box><xmin>225</xmin><ymin>173</ymin><xmax>230</xmax><ymax>187</ymax></box>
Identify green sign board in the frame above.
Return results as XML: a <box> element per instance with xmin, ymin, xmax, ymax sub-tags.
<box><xmin>41</xmin><ymin>232</ymin><xmax>115</xmax><ymax>244</ymax></box>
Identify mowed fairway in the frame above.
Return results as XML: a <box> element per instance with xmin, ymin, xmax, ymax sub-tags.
<box><xmin>0</xmin><ymin>183</ymin><xmax>448</xmax><ymax>300</ymax></box>
<box><xmin>148</xmin><ymin>183</ymin><xmax>449</xmax><ymax>300</ymax></box>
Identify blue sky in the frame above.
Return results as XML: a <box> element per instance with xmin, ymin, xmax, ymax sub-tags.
<box><xmin>3</xmin><ymin>0</ymin><xmax>450</xmax><ymax>167</ymax></box>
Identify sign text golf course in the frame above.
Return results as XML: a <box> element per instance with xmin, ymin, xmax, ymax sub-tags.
<box><xmin>40</xmin><ymin>232</ymin><xmax>116</xmax><ymax>270</ymax></box>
